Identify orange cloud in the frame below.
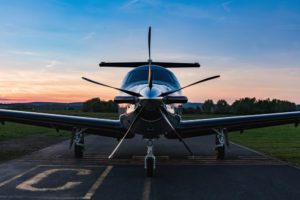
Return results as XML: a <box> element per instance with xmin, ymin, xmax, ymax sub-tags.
<box><xmin>1</xmin><ymin>67</ymin><xmax>299</xmax><ymax>104</ymax></box>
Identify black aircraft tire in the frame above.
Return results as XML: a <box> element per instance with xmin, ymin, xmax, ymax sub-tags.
<box><xmin>146</xmin><ymin>157</ymin><xmax>154</xmax><ymax>177</ymax></box>
<box><xmin>216</xmin><ymin>146</ymin><xmax>225</xmax><ymax>160</ymax></box>
<box><xmin>75</xmin><ymin>144</ymin><xmax>84</xmax><ymax>158</ymax></box>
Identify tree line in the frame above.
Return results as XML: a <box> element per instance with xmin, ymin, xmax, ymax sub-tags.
<box><xmin>81</xmin><ymin>98</ymin><xmax>118</xmax><ymax>112</ymax></box>
<box><xmin>81</xmin><ymin>97</ymin><xmax>298</xmax><ymax>115</ymax></box>
<box><xmin>182</xmin><ymin>97</ymin><xmax>297</xmax><ymax>115</ymax></box>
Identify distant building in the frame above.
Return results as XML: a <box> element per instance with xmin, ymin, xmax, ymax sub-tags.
<box><xmin>182</xmin><ymin>102</ymin><xmax>203</xmax><ymax>110</ymax></box>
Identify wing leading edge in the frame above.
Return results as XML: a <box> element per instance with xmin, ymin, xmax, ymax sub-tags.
<box><xmin>176</xmin><ymin>111</ymin><xmax>300</xmax><ymax>138</ymax></box>
<box><xmin>0</xmin><ymin>109</ymin><xmax>124</xmax><ymax>138</ymax></box>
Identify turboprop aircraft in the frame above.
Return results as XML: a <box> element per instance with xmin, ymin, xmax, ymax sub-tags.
<box><xmin>0</xmin><ymin>27</ymin><xmax>300</xmax><ymax>177</ymax></box>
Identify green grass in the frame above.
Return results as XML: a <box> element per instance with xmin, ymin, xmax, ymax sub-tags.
<box><xmin>182</xmin><ymin>114</ymin><xmax>300</xmax><ymax>166</ymax></box>
<box><xmin>229</xmin><ymin>125</ymin><xmax>300</xmax><ymax>165</ymax></box>
<box><xmin>0</xmin><ymin>122</ymin><xmax>69</xmax><ymax>141</ymax></box>
<box><xmin>0</xmin><ymin>111</ymin><xmax>118</xmax><ymax>141</ymax></box>
<box><xmin>1</xmin><ymin>111</ymin><xmax>299</xmax><ymax>166</ymax></box>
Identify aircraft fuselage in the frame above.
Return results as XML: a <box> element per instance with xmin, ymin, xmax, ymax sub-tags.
<box><xmin>118</xmin><ymin>65</ymin><xmax>182</xmax><ymax>139</ymax></box>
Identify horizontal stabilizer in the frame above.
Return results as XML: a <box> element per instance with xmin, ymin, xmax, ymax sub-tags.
<box><xmin>99</xmin><ymin>62</ymin><xmax>200</xmax><ymax>68</ymax></box>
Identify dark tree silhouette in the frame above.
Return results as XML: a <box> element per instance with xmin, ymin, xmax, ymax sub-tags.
<box><xmin>215</xmin><ymin>99</ymin><xmax>230</xmax><ymax>114</ymax></box>
<box><xmin>202</xmin><ymin>99</ymin><xmax>215</xmax><ymax>114</ymax></box>
<box><xmin>81</xmin><ymin>98</ymin><xmax>118</xmax><ymax>112</ymax></box>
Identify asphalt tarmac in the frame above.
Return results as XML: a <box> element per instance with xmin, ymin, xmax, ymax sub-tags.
<box><xmin>0</xmin><ymin>135</ymin><xmax>299</xmax><ymax>200</ymax></box>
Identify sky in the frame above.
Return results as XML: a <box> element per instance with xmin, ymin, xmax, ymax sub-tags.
<box><xmin>0</xmin><ymin>0</ymin><xmax>300</xmax><ymax>104</ymax></box>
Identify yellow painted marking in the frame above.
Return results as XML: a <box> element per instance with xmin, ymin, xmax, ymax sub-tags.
<box><xmin>83</xmin><ymin>165</ymin><xmax>113</xmax><ymax>200</ymax></box>
<box><xmin>142</xmin><ymin>178</ymin><xmax>152</xmax><ymax>200</ymax></box>
<box><xmin>0</xmin><ymin>165</ymin><xmax>39</xmax><ymax>187</ymax></box>
<box><xmin>16</xmin><ymin>168</ymin><xmax>91</xmax><ymax>192</ymax></box>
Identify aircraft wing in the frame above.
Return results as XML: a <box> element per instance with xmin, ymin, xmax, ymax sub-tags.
<box><xmin>176</xmin><ymin>111</ymin><xmax>300</xmax><ymax>138</ymax></box>
<box><xmin>0</xmin><ymin>109</ymin><xmax>124</xmax><ymax>138</ymax></box>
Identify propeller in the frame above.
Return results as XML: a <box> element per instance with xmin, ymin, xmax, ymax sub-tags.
<box><xmin>160</xmin><ymin>75</ymin><xmax>220</xmax><ymax>97</ymax></box>
<box><xmin>82</xmin><ymin>77</ymin><xmax>141</xmax><ymax>97</ymax></box>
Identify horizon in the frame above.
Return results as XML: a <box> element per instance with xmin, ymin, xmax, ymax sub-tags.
<box><xmin>1</xmin><ymin>97</ymin><xmax>299</xmax><ymax>106</ymax></box>
<box><xmin>1</xmin><ymin>0</ymin><xmax>300</xmax><ymax>104</ymax></box>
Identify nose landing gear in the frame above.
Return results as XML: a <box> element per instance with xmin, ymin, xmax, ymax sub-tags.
<box><xmin>145</xmin><ymin>139</ymin><xmax>156</xmax><ymax>177</ymax></box>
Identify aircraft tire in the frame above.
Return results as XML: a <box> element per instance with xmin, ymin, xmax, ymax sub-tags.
<box><xmin>75</xmin><ymin>144</ymin><xmax>83</xmax><ymax>158</ymax></box>
<box><xmin>216</xmin><ymin>146</ymin><xmax>225</xmax><ymax>160</ymax></box>
<box><xmin>146</xmin><ymin>157</ymin><xmax>154</xmax><ymax>177</ymax></box>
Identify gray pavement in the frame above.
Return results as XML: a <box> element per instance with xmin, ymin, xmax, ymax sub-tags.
<box><xmin>0</xmin><ymin>135</ymin><xmax>299</xmax><ymax>200</ymax></box>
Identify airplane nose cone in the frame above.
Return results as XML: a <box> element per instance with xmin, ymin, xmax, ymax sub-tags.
<box><xmin>140</xmin><ymin>87</ymin><xmax>161</xmax><ymax>98</ymax></box>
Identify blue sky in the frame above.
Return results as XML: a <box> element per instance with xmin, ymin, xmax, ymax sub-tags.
<box><xmin>0</xmin><ymin>0</ymin><xmax>300</xmax><ymax>103</ymax></box>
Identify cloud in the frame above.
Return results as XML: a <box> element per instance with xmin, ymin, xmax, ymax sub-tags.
<box><xmin>221</xmin><ymin>1</ymin><xmax>232</xmax><ymax>13</ymax></box>
<box><xmin>121</xmin><ymin>0</ymin><xmax>157</xmax><ymax>9</ymax></box>
<box><xmin>0</xmin><ymin>98</ymin><xmax>13</xmax><ymax>101</ymax></box>
<box><xmin>162</xmin><ymin>3</ymin><xmax>219</xmax><ymax>21</ymax></box>
<box><xmin>8</xmin><ymin>50</ymin><xmax>40</xmax><ymax>56</ymax></box>
<box><xmin>82</xmin><ymin>32</ymin><xmax>95</xmax><ymax>40</ymax></box>
<box><xmin>122</xmin><ymin>0</ymin><xmax>140</xmax><ymax>8</ymax></box>
<box><xmin>45</xmin><ymin>60</ymin><xmax>61</xmax><ymax>68</ymax></box>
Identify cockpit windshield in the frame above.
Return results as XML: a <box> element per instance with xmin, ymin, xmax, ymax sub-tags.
<box><xmin>122</xmin><ymin>65</ymin><xmax>180</xmax><ymax>88</ymax></box>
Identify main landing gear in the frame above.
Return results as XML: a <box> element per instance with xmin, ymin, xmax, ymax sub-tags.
<box><xmin>213</xmin><ymin>128</ymin><xmax>227</xmax><ymax>160</ymax></box>
<box><xmin>145</xmin><ymin>139</ymin><xmax>156</xmax><ymax>177</ymax></box>
<box><xmin>71</xmin><ymin>128</ymin><xmax>86</xmax><ymax>158</ymax></box>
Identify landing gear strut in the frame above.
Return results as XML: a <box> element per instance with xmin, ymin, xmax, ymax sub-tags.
<box><xmin>213</xmin><ymin>128</ymin><xmax>227</xmax><ymax>160</ymax></box>
<box><xmin>145</xmin><ymin>139</ymin><xmax>156</xmax><ymax>177</ymax></box>
<box><xmin>73</xmin><ymin>128</ymin><xmax>85</xmax><ymax>158</ymax></box>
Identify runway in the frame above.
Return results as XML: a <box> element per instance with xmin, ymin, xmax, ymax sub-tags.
<box><xmin>0</xmin><ymin>135</ymin><xmax>299</xmax><ymax>200</ymax></box>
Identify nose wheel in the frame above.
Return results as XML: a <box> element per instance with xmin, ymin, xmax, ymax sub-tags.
<box><xmin>145</xmin><ymin>139</ymin><xmax>156</xmax><ymax>177</ymax></box>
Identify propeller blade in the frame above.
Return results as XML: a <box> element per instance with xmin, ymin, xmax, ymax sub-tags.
<box><xmin>82</xmin><ymin>77</ymin><xmax>141</xmax><ymax>97</ymax></box>
<box><xmin>160</xmin><ymin>109</ymin><xmax>194</xmax><ymax>156</ymax></box>
<box><xmin>148</xmin><ymin>26</ymin><xmax>153</xmax><ymax>89</ymax></box>
<box><xmin>148</xmin><ymin>26</ymin><xmax>151</xmax><ymax>61</ymax></box>
<box><xmin>160</xmin><ymin>75</ymin><xmax>220</xmax><ymax>97</ymax></box>
<box><xmin>69</xmin><ymin>130</ymin><xmax>75</xmax><ymax>149</ymax></box>
<box><xmin>108</xmin><ymin>106</ymin><xmax>144</xmax><ymax>159</ymax></box>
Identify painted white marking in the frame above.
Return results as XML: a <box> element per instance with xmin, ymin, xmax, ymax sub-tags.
<box><xmin>0</xmin><ymin>195</ymin><xmax>83</xmax><ymax>199</ymax></box>
<box><xmin>37</xmin><ymin>164</ymin><xmax>106</xmax><ymax>168</ymax></box>
<box><xmin>0</xmin><ymin>166</ymin><xmax>39</xmax><ymax>187</ymax></box>
<box><xmin>16</xmin><ymin>168</ymin><xmax>91</xmax><ymax>192</ymax></box>
<box><xmin>142</xmin><ymin>178</ymin><xmax>152</xmax><ymax>200</ymax></box>
<box><xmin>230</xmin><ymin>142</ymin><xmax>300</xmax><ymax>170</ymax></box>
<box><xmin>230</xmin><ymin>141</ymin><xmax>269</xmax><ymax>157</ymax></box>
<box><xmin>83</xmin><ymin>166</ymin><xmax>113</xmax><ymax>200</ymax></box>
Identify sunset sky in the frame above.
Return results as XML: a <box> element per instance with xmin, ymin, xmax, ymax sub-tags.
<box><xmin>0</xmin><ymin>0</ymin><xmax>300</xmax><ymax>104</ymax></box>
